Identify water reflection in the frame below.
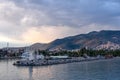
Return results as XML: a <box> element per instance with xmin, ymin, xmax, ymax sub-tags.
<box><xmin>85</xmin><ymin>62</ymin><xmax>89</xmax><ymax>80</ymax></box>
<box><xmin>6</xmin><ymin>59</ymin><xmax>9</xmax><ymax>80</ymax></box>
<box><xmin>28</xmin><ymin>66</ymin><xmax>33</xmax><ymax>80</ymax></box>
<box><xmin>0</xmin><ymin>58</ymin><xmax>120</xmax><ymax>80</ymax></box>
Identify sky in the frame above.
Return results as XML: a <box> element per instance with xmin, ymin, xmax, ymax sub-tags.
<box><xmin>0</xmin><ymin>0</ymin><xmax>120</xmax><ymax>47</ymax></box>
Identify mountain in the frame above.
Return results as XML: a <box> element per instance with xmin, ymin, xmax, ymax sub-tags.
<box><xmin>30</xmin><ymin>30</ymin><xmax>120</xmax><ymax>50</ymax></box>
<box><xmin>30</xmin><ymin>43</ymin><xmax>48</xmax><ymax>50</ymax></box>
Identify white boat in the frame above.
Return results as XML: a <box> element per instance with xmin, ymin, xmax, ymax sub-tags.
<box><xmin>21</xmin><ymin>51</ymin><xmax>34</xmax><ymax>60</ymax></box>
<box><xmin>13</xmin><ymin>50</ymin><xmax>45</xmax><ymax>65</ymax></box>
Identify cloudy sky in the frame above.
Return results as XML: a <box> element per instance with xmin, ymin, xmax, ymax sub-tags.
<box><xmin>0</xmin><ymin>0</ymin><xmax>120</xmax><ymax>47</ymax></box>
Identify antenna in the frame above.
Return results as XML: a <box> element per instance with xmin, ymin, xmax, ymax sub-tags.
<box><xmin>7</xmin><ymin>42</ymin><xmax>9</xmax><ymax>50</ymax></box>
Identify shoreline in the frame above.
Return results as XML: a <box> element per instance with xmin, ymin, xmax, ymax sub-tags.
<box><xmin>13</xmin><ymin>57</ymin><xmax>109</xmax><ymax>66</ymax></box>
<box><xmin>0</xmin><ymin>57</ymin><xmax>21</xmax><ymax>60</ymax></box>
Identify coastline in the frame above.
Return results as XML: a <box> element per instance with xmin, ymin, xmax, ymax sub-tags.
<box><xmin>13</xmin><ymin>57</ymin><xmax>109</xmax><ymax>66</ymax></box>
<box><xmin>0</xmin><ymin>57</ymin><xmax>21</xmax><ymax>60</ymax></box>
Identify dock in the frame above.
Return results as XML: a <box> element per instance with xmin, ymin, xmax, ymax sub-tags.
<box><xmin>13</xmin><ymin>57</ymin><xmax>104</xmax><ymax>66</ymax></box>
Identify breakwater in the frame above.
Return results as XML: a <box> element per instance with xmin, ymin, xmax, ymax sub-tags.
<box><xmin>13</xmin><ymin>57</ymin><xmax>105</xmax><ymax>66</ymax></box>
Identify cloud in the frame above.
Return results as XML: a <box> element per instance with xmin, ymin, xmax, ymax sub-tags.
<box><xmin>1</xmin><ymin>0</ymin><xmax>120</xmax><ymax>27</ymax></box>
<box><xmin>0</xmin><ymin>0</ymin><xmax>120</xmax><ymax>47</ymax></box>
<box><xmin>21</xmin><ymin>26</ymin><xmax>81</xmax><ymax>43</ymax></box>
<box><xmin>16</xmin><ymin>0</ymin><xmax>120</xmax><ymax>27</ymax></box>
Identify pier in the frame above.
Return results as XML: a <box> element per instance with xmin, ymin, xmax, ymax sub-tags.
<box><xmin>13</xmin><ymin>57</ymin><xmax>104</xmax><ymax>66</ymax></box>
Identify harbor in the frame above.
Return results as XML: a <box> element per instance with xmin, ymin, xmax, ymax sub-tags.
<box><xmin>13</xmin><ymin>57</ymin><xmax>103</xmax><ymax>66</ymax></box>
<box><xmin>13</xmin><ymin>50</ymin><xmax>106</xmax><ymax>66</ymax></box>
<box><xmin>1</xmin><ymin>0</ymin><xmax>120</xmax><ymax>79</ymax></box>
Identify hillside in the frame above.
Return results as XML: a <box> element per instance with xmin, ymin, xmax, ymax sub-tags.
<box><xmin>30</xmin><ymin>30</ymin><xmax>120</xmax><ymax>50</ymax></box>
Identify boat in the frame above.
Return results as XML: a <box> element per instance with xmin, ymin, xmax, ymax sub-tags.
<box><xmin>13</xmin><ymin>50</ymin><xmax>45</xmax><ymax>66</ymax></box>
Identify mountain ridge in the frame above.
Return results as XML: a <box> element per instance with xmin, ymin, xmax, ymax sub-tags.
<box><xmin>30</xmin><ymin>30</ymin><xmax>120</xmax><ymax>50</ymax></box>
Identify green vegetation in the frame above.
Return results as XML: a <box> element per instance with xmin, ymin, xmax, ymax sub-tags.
<box><xmin>0</xmin><ymin>48</ymin><xmax>120</xmax><ymax>58</ymax></box>
<box><xmin>33</xmin><ymin>48</ymin><xmax>120</xmax><ymax>57</ymax></box>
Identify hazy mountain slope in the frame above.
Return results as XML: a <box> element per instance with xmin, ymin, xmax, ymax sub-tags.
<box><xmin>30</xmin><ymin>30</ymin><xmax>120</xmax><ymax>50</ymax></box>
<box><xmin>30</xmin><ymin>43</ymin><xmax>48</xmax><ymax>50</ymax></box>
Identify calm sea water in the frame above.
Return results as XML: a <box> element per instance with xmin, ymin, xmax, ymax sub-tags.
<box><xmin>0</xmin><ymin>58</ymin><xmax>120</xmax><ymax>80</ymax></box>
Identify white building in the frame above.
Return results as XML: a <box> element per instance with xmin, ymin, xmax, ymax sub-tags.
<box><xmin>21</xmin><ymin>51</ymin><xmax>45</xmax><ymax>60</ymax></box>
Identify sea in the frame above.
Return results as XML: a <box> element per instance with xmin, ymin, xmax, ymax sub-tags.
<box><xmin>0</xmin><ymin>58</ymin><xmax>120</xmax><ymax>80</ymax></box>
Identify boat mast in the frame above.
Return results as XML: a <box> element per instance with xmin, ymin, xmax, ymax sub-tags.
<box><xmin>7</xmin><ymin>42</ymin><xmax>9</xmax><ymax>50</ymax></box>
